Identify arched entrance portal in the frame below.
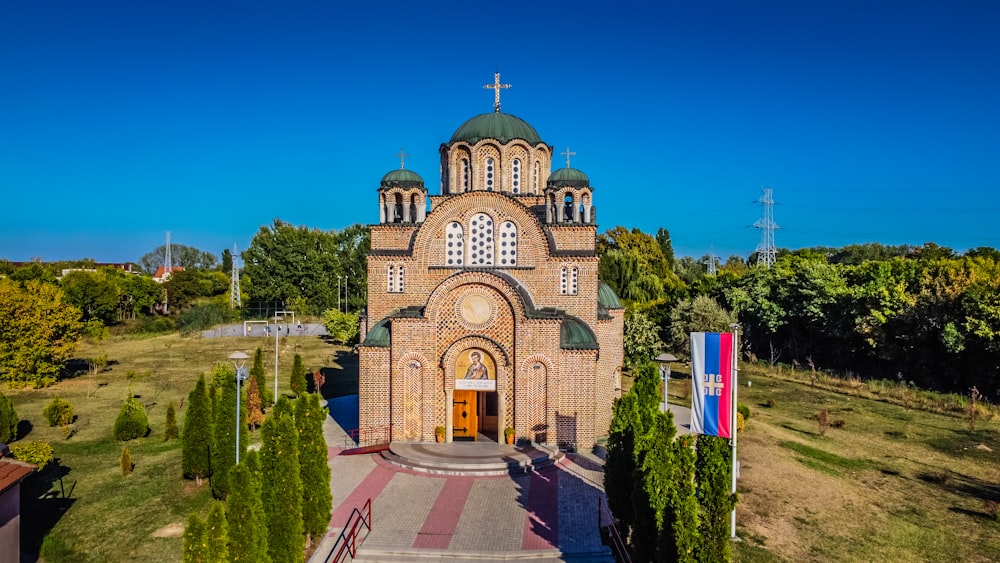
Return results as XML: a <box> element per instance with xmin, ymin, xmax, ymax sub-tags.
<box><xmin>452</xmin><ymin>348</ymin><xmax>499</xmax><ymax>441</ymax></box>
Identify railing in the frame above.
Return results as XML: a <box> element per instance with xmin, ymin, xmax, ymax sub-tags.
<box><xmin>598</xmin><ymin>496</ymin><xmax>632</xmax><ymax>563</ymax></box>
<box><xmin>345</xmin><ymin>426</ymin><xmax>391</xmax><ymax>449</ymax></box>
<box><xmin>325</xmin><ymin>498</ymin><xmax>372</xmax><ymax>563</ymax></box>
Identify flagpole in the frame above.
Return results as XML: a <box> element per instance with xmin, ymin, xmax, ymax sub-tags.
<box><xmin>730</xmin><ymin>323</ymin><xmax>740</xmax><ymax>539</ymax></box>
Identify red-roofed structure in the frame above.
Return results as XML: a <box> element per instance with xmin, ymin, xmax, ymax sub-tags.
<box><xmin>0</xmin><ymin>456</ymin><xmax>37</xmax><ymax>562</ymax></box>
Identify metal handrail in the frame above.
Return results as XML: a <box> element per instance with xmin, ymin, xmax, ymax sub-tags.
<box><xmin>598</xmin><ymin>496</ymin><xmax>632</xmax><ymax>563</ymax></box>
<box><xmin>325</xmin><ymin>498</ymin><xmax>372</xmax><ymax>563</ymax></box>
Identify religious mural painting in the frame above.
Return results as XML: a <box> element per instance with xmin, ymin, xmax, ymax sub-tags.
<box><xmin>456</xmin><ymin>348</ymin><xmax>496</xmax><ymax>391</ymax></box>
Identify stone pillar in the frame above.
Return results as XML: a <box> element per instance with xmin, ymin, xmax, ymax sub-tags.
<box><xmin>498</xmin><ymin>391</ymin><xmax>507</xmax><ymax>441</ymax></box>
<box><xmin>379</xmin><ymin>194</ymin><xmax>386</xmax><ymax>223</ymax></box>
<box><xmin>445</xmin><ymin>388</ymin><xmax>454</xmax><ymax>443</ymax></box>
<box><xmin>417</xmin><ymin>195</ymin><xmax>427</xmax><ymax>222</ymax></box>
<box><xmin>573</xmin><ymin>193</ymin><xmax>581</xmax><ymax>222</ymax></box>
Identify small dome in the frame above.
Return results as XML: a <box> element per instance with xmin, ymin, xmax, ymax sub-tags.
<box><xmin>380</xmin><ymin>169</ymin><xmax>425</xmax><ymax>190</ymax></box>
<box><xmin>561</xmin><ymin>315</ymin><xmax>599</xmax><ymax>350</ymax></box>
<box><xmin>598</xmin><ymin>281</ymin><xmax>623</xmax><ymax>309</ymax></box>
<box><xmin>547</xmin><ymin>167</ymin><xmax>590</xmax><ymax>188</ymax></box>
<box><xmin>360</xmin><ymin>318</ymin><xmax>390</xmax><ymax>347</ymax></box>
<box><xmin>449</xmin><ymin>112</ymin><xmax>542</xmax><ymax>145</ymax></box>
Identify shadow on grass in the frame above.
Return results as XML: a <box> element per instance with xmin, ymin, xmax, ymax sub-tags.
<box><xmin>918</xmin><ymin>468</ymin><xmax>1000</xmax><ymax>502</ymax></box>
<box><xmin>20</xmin><ymin>459</ymin><xmax>76</xmax><ymax>558</ymax></box>
<box><xmin>780</xmin><ymin>423</ymin><xmax>819</xmax><ymax>437</ymax></box>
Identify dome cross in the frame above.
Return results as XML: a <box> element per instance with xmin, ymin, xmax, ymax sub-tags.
<box><xmin>395</xmin><ymin>147</ymin><xmax>410</xmax><ymax>169</ymax></box>
<box><xmin>483</xmin><ymin>72</ymin><xmax>512</xmax><ymax>113</ymax></box>
<box><xmin>561</xmin><ymin>146</ymin><xmax>576</xmax><ymax>168</ymax></box>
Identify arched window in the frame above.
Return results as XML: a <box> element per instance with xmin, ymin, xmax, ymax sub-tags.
<box><xmin>461</xmin><ymin>158</ymin><xmax>470</xmax><ymax>192</ymax></box>
<box><xmin>468</xmin><ymin>213</ymin><xmax>494</xmax><ymax>265</ymax></box>
<box><xmin>445</xmin><ymin>222</ymin><xmax>464</xmax><ymax>266</ymax></box>
<box><xmin>485</xmin><ymin>158</ymin><xmax>495</xmax><ymax>191</ymax></box>
<box><xmin>499</xmin><ymin>221</ymin><xmax>518</xmax><ymax>266</ymax></box>
<box><xmin>560</xmin><ymin>266</ymin><xmax>579</xmax><ymax>295</ymax></box>
<box><xmin>511</xmin><ymin>159</ymin><xmax>521</xmax><ymax>193</ymax></box>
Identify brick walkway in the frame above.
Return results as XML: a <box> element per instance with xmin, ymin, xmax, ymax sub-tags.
<box><xmin>311</xmin><ymin>409</ymin><xmax>614</xmax><ymax>562</ymax></box>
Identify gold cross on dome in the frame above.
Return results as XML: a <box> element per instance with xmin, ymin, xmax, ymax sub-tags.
<box><xmin>395</xmin><ymin>147</ymin><xmax>410</xmax><ymax>169</ymax></box>
<box><xmin>561</xmin><ymin>146</ymin><xmax>576</xmax><ymax>168</ymax></box>
<box><xmin>483</xmin><ymin>72</ymin><xmax>511</xmax><ymax>112</ymax></box>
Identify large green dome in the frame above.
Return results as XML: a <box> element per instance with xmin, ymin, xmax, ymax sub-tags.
<box><xmin>449</xmin><ymin>112</ymin><xmax>542</xmax><ymax>145</ymax></box>
<box><xmin>547</xmin><ymin>167</ymin><xmax>590</xmax><ymax>188</ymax></box>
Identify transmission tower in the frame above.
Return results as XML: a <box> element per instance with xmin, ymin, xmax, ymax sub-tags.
<box><xmin>707</xmin><ymin>243</ymin><xmax>718</xmax><ymax>275</ymax></box>
<box><xmin>163</xmin><ymin>231</ymin><xmax>173</xmax><ymax>274</ymax></box>
<box><xmin>230</xmin><ymin>243</ymin><xmax>241</xmax><ymax>309</ymax></box>
<box><xmin>753</xmin><ymin>187</ymin><xmax>778</xmax><ymax>267</ymax></box>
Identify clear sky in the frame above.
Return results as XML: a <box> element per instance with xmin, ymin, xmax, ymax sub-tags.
<box><xmin>2</xmin><ymin>1</ymin><xmax>998</xmax><ymax>264</ymax></box>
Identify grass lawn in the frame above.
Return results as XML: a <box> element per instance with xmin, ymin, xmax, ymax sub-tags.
<box><xmin>661</xmin><ymin>364</ymin><xmax>1000</xmax><ymax>562</ymax></box>
<box><xmin>5</xmin><ymin>330</ymin><xmax>350</xmax><ymax>562</ymax></box>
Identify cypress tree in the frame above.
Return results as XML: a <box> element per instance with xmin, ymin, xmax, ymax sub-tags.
<box><xmin>120</xmin><ymin>446</ymin><xmax>133</xmax><ymax>476</ymax></box>
<box><xmin>273</xmin><ymin>395</ymin><xmax>294</xmax><ymax>419</ymax></box>
<box><xmin>662</xmin><ymin>434</ymin><xmax>699</xmax><ymax>563</ymax></box>
<box><xmin>182</xmin><ymin>375</ymin><xmax>213</xmax><ymax>484</ymax></box>
<box><xmin>165</xmin><ymin>401</ymin><xmax>179</xmax><ymax>441</ymax></box>
<box><xmin>605</xmin><ymin>392</ymin><xmax>639</xmax><ymax>532</ymax></box>
<box><xmin>183</xmin><ymin>512</ymin><xmax>208</xmax><ymax>563</ymax></box>
<box><xmin>296</xmin><ymin>393</ymin><xmax>332</xmax><ymax>546</ymax></box>
<box><xmin>246</xmin><ymin>376</ymin><xmax>265</xmax><ymax>430</ymax></box>
<box><xmin>694</xmin><ymin>435</ymin><xmax>736</xmax><ymax>563</ymax></box>
<box><xmin>261</xmin><ymin>413</ymin><xmax>304</xmax><ymax>563</ymax></box>
<box><xmin>206</xmin><ymin>501</ymin><xmax>229</xmax><ymax>563</ymax></box>
<box><xmin>289</xmin><ymin>354</ymin><xmax>307</xmax><ymax>397</ymax></box>
<box><xmin>211</xmin><ymin>366</ymin><xmax>246</xmax><ymax>499</ymax></box>
<box><xmin>227</xmin><ymin>456</ymin><xmax>271</xmax><ymax>562</ymax></box>
<box><xmin>0</xmin><ymin>390</ymin><xmax>18</xmax><ymax>443</ymax></box>
<box><xmin>251</xmin><ymin>347</ymin><xmax>272</xmax><ymax>406</ymax></box>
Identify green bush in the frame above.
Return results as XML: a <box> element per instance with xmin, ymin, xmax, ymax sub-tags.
<box><xmin>114</xmin><ymin>396</ymin><xmax>149</xmax><ymax>441</ymax></box>
<box><xmin>10</xmin><ymin>440</ymin><xmax>54</xmax><ymax>469</ymax></box>
<box><xmin>737</xmin><ymin>403</ymin><xmax>751</xmax><ymax>421</ymax></box>
<box><xmin>43</xmin><ymin>396</ymin><xmax>74</xmax><ymax>427</ymax></box>
<box><xmin>0</xmin><ymin>390</ymin><xmax>18</xmax><ymax>443</ymax></box>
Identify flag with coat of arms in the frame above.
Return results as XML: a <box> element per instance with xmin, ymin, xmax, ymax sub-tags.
<box><xmin>690</xmin><ymin>332</ymin><xmax>735</xmax><ymax>438</ymax></box>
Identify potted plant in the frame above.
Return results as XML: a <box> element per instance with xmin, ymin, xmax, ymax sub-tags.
<box><xmin>504</xmin><ymin>427</ymin><xmax>515</xmax><ymax>445</ymax></box>
<box><xmin>435</xmin><ymin>425</ymin><xmax>446</xmax><ymax>443</ymax></box>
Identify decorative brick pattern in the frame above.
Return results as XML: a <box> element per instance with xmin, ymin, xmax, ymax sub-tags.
<box><xmin>358</xmin><ymin>114</ymin><xmax>623</xmax><ymax>450</ymax></box>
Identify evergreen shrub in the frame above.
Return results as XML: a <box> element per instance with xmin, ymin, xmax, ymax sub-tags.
<box><xmin>114</xmin><ymin>396</ymin><xmax>150</xmax><ymax>440</ymax></box>
<box><xmin>10</xmin><ymin>441</ymin><xmax>54</xmax><ymax>469</ymax></box>
<box><xmin>43</xmin><ymin>396</ymin><xmax>74</xmax><ymax>427</ymax></box>
<box><xmin>737</xmin><ymin>403</ymin><xmax>750</xmax><ymax>421</ymax></box>
<box><xmin>0</xmin><ymin>391</ymin><xmax>18</xmax><ymax>443</ymax></box>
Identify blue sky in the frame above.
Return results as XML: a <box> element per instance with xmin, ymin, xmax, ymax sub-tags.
<box><xmin>2</xmin><ymin>1</ymin><xmax>998</xmax><ymax>263</ymax></box>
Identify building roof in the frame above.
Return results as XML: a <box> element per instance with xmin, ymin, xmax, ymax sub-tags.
<box><xmin>547</xmin><ymin>167</ymin><xmax>590</xmax><ymax>188</ymax></box>
<box><xmin>561</xmin><ymin>315</ymin><xmax>599</xmax><ymax>350</ymax></box>
<box><xmin>153</xmin><ymin>265</ymin><xmax>184</xmax><ymax>281</ymax></box>
<box><xmin>380</xmin><ymin>169</ymin><xmax>426</xmax><ymax>190</ymax></box>
<box><xmin>0</xmin><ymin>458</ymin><xmax>36</xmax><ymax>495</ymax></box>
<box><xmin>598</xmin><ymin>281</ymin><xmax>623</xmax><ymax>309</ymax></box>
<box><xmin>449</xmin><ymin>112</ymin><xmax>542</xmax><ymax>145</ymax></box>
<box><xmin>361</xmin><ymin>317</ymin><xmax>391</xmax><ymax>347</ymax></box>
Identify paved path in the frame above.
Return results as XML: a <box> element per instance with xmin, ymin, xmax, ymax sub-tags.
<box><xmin>310</xmin><ymin>410</ymin><xmax>613</xmax><ymax>562</ymax></box>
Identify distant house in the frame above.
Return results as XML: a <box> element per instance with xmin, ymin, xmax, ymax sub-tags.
<box><xmin>153</xmin><ymin>266</ymin><xmax>184</xmax><ymax>283</ymax></box>
<box><xmin>0</xmin><ymin>447</ymin><xmax>37</xmax><ymax>563</ymax></box>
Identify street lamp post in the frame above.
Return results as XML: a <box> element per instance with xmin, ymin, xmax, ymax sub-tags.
<box><xmin>655</xmin><ymin>353</ymin><xmax>678</xmax><ymax>413</ymax></box>
<box><xmin>273</xmin><ymin>315</ymin><xmax>282</xmax><ymax>406</ymax></box>
<box><xmin>229</xmin><ymin>351</ymin><xmax>250</xmax><ymax>464</ymax></box>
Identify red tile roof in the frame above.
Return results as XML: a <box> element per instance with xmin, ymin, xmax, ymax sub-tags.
<box><xmin>0</xmin><ymin>459</ymin><xmax>36</xmax><ymax>494</ymax></box>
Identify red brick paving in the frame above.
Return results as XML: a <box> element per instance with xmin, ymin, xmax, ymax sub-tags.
<box><xmin>328</xmin><ymin>463</ymin><xmax>395</xmax><ymax>535</ymax></box>
<box><xmin>411</xmin><ymin>477</ymin><xmax>475</xmax><ymax>549</ymax></box>
<box><xmin>521</xmin><ymin>469</ymin><xmax>559</xmax><ymax>549</ymax></box>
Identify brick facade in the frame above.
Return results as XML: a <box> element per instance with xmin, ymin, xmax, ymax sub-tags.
<box><xmin>358</xmin><ymin>107</ymin><xmax>623</xmax><ymax>450</ymax></box>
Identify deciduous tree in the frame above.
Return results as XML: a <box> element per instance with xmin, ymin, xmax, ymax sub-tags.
<box><xmin>0</xmin><ymin>279</ymin><xmax>84</xmax><ymax>388</ymax></box>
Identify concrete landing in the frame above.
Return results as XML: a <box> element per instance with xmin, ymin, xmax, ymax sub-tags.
<box><xmin>382</xmin><ymin>441</ymin><xmax>564</xmax><ymax>476</ymax></box>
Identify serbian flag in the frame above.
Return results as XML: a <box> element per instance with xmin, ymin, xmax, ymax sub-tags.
<box><xmin>690</xmin><ymin>332</ymin><xmax>734</xmax><ymax>438</ymax></box>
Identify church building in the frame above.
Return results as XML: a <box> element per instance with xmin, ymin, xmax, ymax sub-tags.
<box><xmin>357</xmin><ymin>75</ymin><xmax>624</xmax><ymax>449</ymax></box>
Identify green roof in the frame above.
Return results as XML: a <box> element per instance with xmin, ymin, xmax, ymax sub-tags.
<box><xmin>380</xmin><ymin>169</ymin><xmax>425</xmax><ymax>190</ymax></box>
<box><xmin>547</xmin><ymin>167</ymin><xmax>590</xmax><ymax>188</ymax></box>
<box><xmin>598</xmin><ymin>282</ymin><xmax>623</xmax><ymax>309</ymax></box>
<box><xmin>561</xmin><ymin>315</ymin><xmax>599</xmax><ymax>350</ymax></box>
<box><xmin>360</xmin><ymin>318</ymin><xmax>390</xmax><ymax>347</ymax></box>
<box><xmin>449</xmin><ymin>112</ymin><xmax>542</xmax><ymax>145</ymax></box>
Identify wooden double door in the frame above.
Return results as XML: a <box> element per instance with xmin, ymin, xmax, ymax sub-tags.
<box><xmin>452</xmin><ymin>390</ymin><xmax>498</xmax><ymax>441</ymax></box>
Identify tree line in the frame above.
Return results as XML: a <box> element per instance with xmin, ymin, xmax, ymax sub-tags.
<box><xmin>604</xmin><ymin>228</ymin><xmax>1000</xmax><ymax>399</ymax></box>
